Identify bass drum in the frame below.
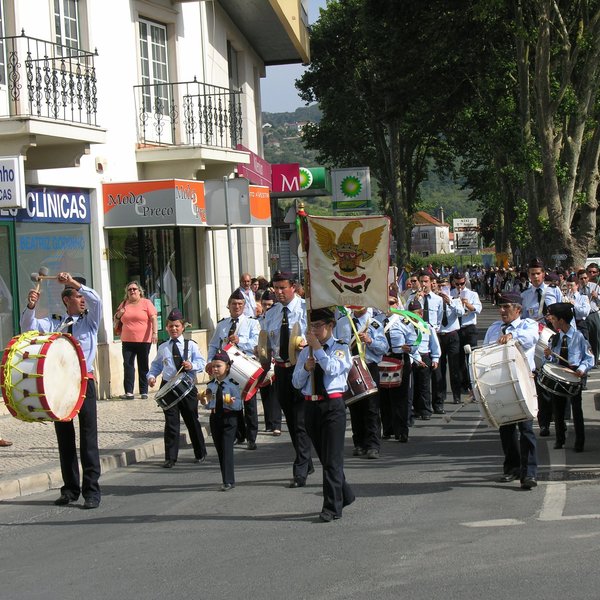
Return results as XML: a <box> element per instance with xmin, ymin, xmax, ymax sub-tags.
<box><xmin>468</xmin><ymin>340</ymin><xmax>537</xmax><ymax>429</ymax></box>
<box><xmin>1</xmin><ymin>331</ymin><xmax>87</xmax><ymax>422</ymax></box>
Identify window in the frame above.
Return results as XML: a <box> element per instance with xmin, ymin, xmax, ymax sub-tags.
<box><xmin>227</xmin><ymin>41</ymin><xmax>240</xmax><ymax>90</ymax></box>
<box><xmin>139</xmin><ymin>19</ymin><xmax>170</xmax><ymax>115</ymax></box>
<box><xmin>421</xmin><ymin>232</ymin><xmax>429</xmax><ymax>240</ymax></box>
<box><xmin>54</xmin><ymin>0</ymin><xmax>80</xmax><ymax>51</ymax></box>
<box><xmin>107</xmin><ymin>227</ymin><xmax>201</xmax><ymax>336</ymax></box>
<box><xmin>0</xmin><ymin>1</ymin><xmax>6</xmax><ymax>85</ymax></box>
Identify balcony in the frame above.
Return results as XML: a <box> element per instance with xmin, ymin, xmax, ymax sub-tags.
<box><xmin>134</xmin><ymin>79</ymin><xmax>249</xmax><ymax>179</ymax></box>
<box><xmin>0</xmin><ymin>31</ymin><xmax>106</xmax><ymax>169</ymax></box>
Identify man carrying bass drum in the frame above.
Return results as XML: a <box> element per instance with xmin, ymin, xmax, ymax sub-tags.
<box><xmin>483</xmin><ymin>292</ymin><xmax>539</xmax><ymax>490</ymax></box>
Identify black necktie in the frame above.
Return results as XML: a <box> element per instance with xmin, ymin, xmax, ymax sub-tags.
<box><xmin>560</xmin><ymin>334</ymin><xmax>569</xmax><ymax>364</ymax></box>
<box><xmin>227</xmin><ymin>318</ymin><xmax>238</xmax><ymax>339</ymax></box>
<box><xmin>442</xmin><ymin>303</ymin><xmax>448</xmax><ymax>326</ymax></box>
<box><xmin>501</xmin><ymin>324</ymin><xmax>508</xmax><ymax>335</ymax></box>
<box><xmin>171</xmin><ymin>339</ymin><xmax>183</xmax><ymax>370</ymax></box>
<box><xmin>314</xmin><ymin>343</ymin><xmax>328</xmax><ymax>395</ymax></box>
<box><xmin>66</xmin><ymin>317</ymin><xmax>74</xmax><ymax>334</ymax></box>
<box><xmin>279</xmin><ymin>307</ymin><xmax>290</xmax><ymax>361</ymax></box>
<box><xmin>537</xmin><ymin>288</ymin><xmax>547</xmax><ymax>315</ymax></box>
<box><xmin>216</xmin><ymin>381</ymin><xmax>224</xmax><ymax>413</ymax></box>
<box><xmin>423</xmin><ymin>294</ymin><xmax>430</xmax><ymax>324</ymax></box>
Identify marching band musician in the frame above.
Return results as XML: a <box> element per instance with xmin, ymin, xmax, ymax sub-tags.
<box><xmin>335</xmin><ymin>306</ymin><xmax>389</xmax><ymax>459</ymax></box>
<box><xmin>521</xmin><ymin>258</ymin><xmax>564</xmax><ymax>437</ymax></box>
<box><xmin>260</xmin><ymin>271</ymin><xmax>313</xmax><ymax>488</ymax></box>
<box><xmin>434</xmin><ymin>275</ymin><xmax>466</xmax><ymax>409</ymax></box>
<box><xmin>375</xmin><ymin>297</ymin><xmax>420</xmax><ymax>442</ymax></box>
<box><xmin>581</xmin><ymin>263</ymin><xmax>600</xmax><ymax>364</ymax></box>
<box><xmin>452</xmin><ymin>272</ymin><xmax>483</xmax><ymax>396</ymax></box>
<box><xmin>201</xmin><ymin>350</ymin><xmax>243</xmax><ymax>491</ymax></box>
<box><xmin>483</xmin><ymin>292</ymin><xmax>539</xmax><ymax>490</ymax></box>
<box><xmin>207</xmin><ymin>290</ymin><xmax>261</xmax><ymax>450</ymax></box>
<box><xmin>21</xmin><ymin>273</ymin><xmax>102</xmax><ymax>509</ymax></box>
<box><xmin>543</xmin><ymin>303</ymin><xmax>594</xmax><ymax>452</ymax></box>
<box><xmin>292</xmin><ymin>307</ymin><xmax>355</xmax><ymax>522</ymax></box>
<box><xmin>564</xmin><ymin>274</ymin><xmax>591</xmax><ymax>341</ymax></box>
<box><xmin>407</xmin><ymin>300</ymin><xmax>441</xmax><ymax>422</ymax></box>
<box><xmin>148</xmin><ymin>309</ymin><xmax>207</xmax><ymax>469</ymax></box>
<box><xmin>256</xmin><ymin>290</ymin><xmax>279</xmax><ymax>434</ymax></box>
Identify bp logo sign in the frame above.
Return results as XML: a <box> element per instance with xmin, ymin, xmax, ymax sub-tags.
<box><xmin>299</xmin><ymin>167</ymin><xmax>313</xmax><ymax>189</ymax></box>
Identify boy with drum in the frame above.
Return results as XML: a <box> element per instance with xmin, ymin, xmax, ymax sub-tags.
<box><xmin>148</xmin><ymin>309</ymin><xmax>207</xmax><ymax>468</ymax></box>
<box><xmin>543</xmin><ymin>303</ymin><xmax>594</xmax><ymax>452</ymax></box>
<box><xmin>483</xmin><ymin>292</ymin><xmax>539</xmax><ymax>490</ymax></box>
<box><xmin>292</xmin><ymin>307</ymin><xmax>355</xmax><ymax>522</ymax></box>
<box><xmin>200</xmin><ymin>350</ymin><xmax>243</xmax><ymax>491</ymax></box>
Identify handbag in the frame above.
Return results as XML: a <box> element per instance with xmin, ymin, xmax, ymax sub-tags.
<box><xmin>113</xmin><ymin>302</ymin><xmax>125</xmax><ymax>336</ymax></box>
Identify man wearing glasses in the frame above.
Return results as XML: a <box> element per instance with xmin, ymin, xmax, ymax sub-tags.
<box><xmin>452</xmin><ymin>272</ymin><xmax>483</xmax><ymax>396</ymax></box>
<box><xmin>401</xmin><ymin>274</ymin><xmax>420</xmax><ymax>305</ymax></box>
<box><xmin>579</xmin><ymin>265</ymin><xmax>600</xmax><ymax>365</ymax></box>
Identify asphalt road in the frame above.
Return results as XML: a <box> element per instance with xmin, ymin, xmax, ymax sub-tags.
<box><xmin>2</xmin><ymin>302</ymin><xmax>600</xmax><ymax>599</ymax></box>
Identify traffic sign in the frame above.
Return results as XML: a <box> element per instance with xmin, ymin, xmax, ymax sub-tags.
<box><xmin>552</xmin><ymin>253</ymin><xmax>567</xmax><ymax>261</ymax></box>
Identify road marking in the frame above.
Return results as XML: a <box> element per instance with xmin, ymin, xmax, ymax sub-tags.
<box><xmin>538</xmin><ymin>481</ymin><xmax>566</xmax><ymax>521</ymax></box>
<box><xmin>462</xmin><ymin>519</ymin><xmax>524</xmax><ymax>527</ymax></box>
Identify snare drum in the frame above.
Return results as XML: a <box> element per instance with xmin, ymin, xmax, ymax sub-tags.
<box><xmin>537</xmin><ymin>363</ymin><xmax>582</xmax><ymax>398</ymax></box>
<box><xmin>378</xmin><ymin>357</ymin><xmax>403</xmax><ymax>388</ymax></box>
<box><xmin>155</xmin><ymin>371</ymin><xmax>196</xmax><ymax>410</ymax></box>
<box><xmin>343</xmin><ymin>356</ymin><xmax>378</xmax><ymax>406</ymax></box>
<box><xmin>534</xmin><ymin>325</ymin><xmax>555</xmax><ymax>371</ymax></box>
<box><xmin>223</xmin><ymin>343</ymin><xmax>264</xmax><ymax>401</ymax></box>
<box><xmin>1</xmin><ymin>331</ymin><xmax>87</xmax><ymax>422</ymax></box>
<box><xmin>468</xmin><ymin>340</ymin><xmax>537</xmax><ymax>428</ymax></box>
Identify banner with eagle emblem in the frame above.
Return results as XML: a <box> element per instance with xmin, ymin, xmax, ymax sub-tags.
<box><xmin>306</xmin><ymin>215</ymin><xmax>390</xmax><ymax>310</ymax></box>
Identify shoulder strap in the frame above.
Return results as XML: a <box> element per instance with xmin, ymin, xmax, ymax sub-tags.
<box><xmin>183</xmin><ymin>339</ymin><xmax>190</xmax><ymax>361</ymax></box>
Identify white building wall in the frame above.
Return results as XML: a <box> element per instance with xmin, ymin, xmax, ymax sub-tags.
<box><xmin>8</xmin><ymin>0</ymin><xmax>272</xmax><ymax>396</ymax></box>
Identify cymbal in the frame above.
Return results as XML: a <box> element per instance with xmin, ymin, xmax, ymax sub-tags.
<box><xmin>289</xmin><ymin>322</ymin><xmax>302</xmax><ymax>366</ymax></box>
<box><xmin>257</xmin><ymin>330</ymin><xmax>271</xmax><ymax>370</ymax></box>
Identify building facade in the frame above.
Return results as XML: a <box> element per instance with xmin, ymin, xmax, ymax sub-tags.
<box><xmin>410</xmin><ymin>210</ymin><xmax>452</xmax><ymax>256</ymax></box>
<box><xmin>0</xmin><ymin>0</ymin><xmax>310</xmax><ymax>398</ymax></box>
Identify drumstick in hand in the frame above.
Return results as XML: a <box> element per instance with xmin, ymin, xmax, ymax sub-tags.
<box><xmin>546</xmin><ymin>349</ymin><xmax>570</xmax><ymax>366</ymax></box>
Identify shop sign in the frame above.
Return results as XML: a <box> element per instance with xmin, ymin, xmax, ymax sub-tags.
<box><xmin>271</xmin><ymin>163</ymin><xmax>300</xmax><ymax>193</ymax></box>
<box><xmin>102</xmin><ymin>180</ymin><xmax>207</xmax><ymax>228</ymax></box>
<box><xmin>331</xmin><ymin>167</ymin><xmax>371</xmax><ymax>203</ymax></box>
<box><xmin>236</xmin><ymin>144</ymin><xmax>272</xmax><ymax>188</ymax></box>
<box><xmin>0</xmin><ymin>186</ymin><xmax>91</xmax><ymax>223</ymax></box>
<box><xmin>0</xmin><ymin>156</ymin><xmax>26</xmax><ymax>209</ymax></box>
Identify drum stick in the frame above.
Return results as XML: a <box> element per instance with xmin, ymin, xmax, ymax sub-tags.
<box><xmin>547</xmin><ymin>349</ymin><xmax>570</xmax><ymax>366</ymax></box>
<box><xmin>443</xmin><ymin>394</ymin><xmax>475</xmax><ymax>423</ymax></box>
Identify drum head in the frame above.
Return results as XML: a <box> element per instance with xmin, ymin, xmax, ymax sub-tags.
<box><xmin>42</xmin><ymin>336</ymin><xmax>86</xmax><ymax>420</ymax></box>
<box><xmin>543</xmin><ymin>363</ymin><xmax>581</xmax><ymax>383</ymax></box>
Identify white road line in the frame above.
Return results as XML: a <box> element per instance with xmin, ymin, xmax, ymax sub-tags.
<box><xmin>538</xmin><ymin>481</ymin><xmax>566</xmax><ymax>521</ymax></box>
<box><xmin>462</xmin><ymin>519</ymin><xmax>524</xmax><ymax>527</ymax></box>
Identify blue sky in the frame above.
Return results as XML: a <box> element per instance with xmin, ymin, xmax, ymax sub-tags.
<box><xmin>260</xmin><ymin>0</ymin><xmax>328</xmax><ymax>113</ymax></box>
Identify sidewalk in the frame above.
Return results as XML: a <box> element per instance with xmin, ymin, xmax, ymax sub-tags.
<box><xmin>2</xmin><ymin>299</ymin><xmax>600</xmax><ymax>501</ymax></box>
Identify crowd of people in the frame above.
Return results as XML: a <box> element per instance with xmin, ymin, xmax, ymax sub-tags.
<box><xmin>4</xmin><ymin>258</ymin><xmax>598</xmax><ymax>521</ymax></box>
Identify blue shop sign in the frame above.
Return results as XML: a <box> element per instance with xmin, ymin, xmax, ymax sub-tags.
<box><xmin>0</xmin><ymin>186</ymin><xmax>91</xmax><ymax>223</ymax></box>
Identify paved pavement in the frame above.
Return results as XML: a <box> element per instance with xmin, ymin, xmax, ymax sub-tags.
<box><xmin>2</xmin><ymin>299</ymin><xmax>600</xmax><ymax>502</ymax></box>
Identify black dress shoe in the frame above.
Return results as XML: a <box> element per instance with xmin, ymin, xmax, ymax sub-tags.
<box><xmin>398</xmin><ymin>434</ymin><xmax>409</xmax><ymax>443</ymax></box>
<box><xmin>521</xmin><ymin>477</ymin><xmax>538</xmax><ymax>490</ymax></box>
<box><xmin>162</xmin><ymin>460</ymin><xmax>175</xmax><ymax>468</ymax></box>
<box><xmin>433</xmin><ymin>409</ymin><xmax>446</xmax><ymax>414</ymax></box>
<box><xmin>193</xmin><ymin>455</ymin><xmax>206</xmax><ymax>463</ymax></box>
<box><xmin>54</xmin><ymin>493</ymin><xmax>77</xmax><ymax>506</ymax></box>
<box><xmin>553</xmin><ymin>442</ymin><xmax>564</xmax><ymax>449</ymax></box>
<box><xmin>247</xmin><ymin>441</ymin><xmax>257</xmax><ymax>450</ymax></box>
<box><xmin>318</xmin><ymin>511</ymin><xmax>340</xmax><ymax>522</ymax></box>
<box><xmin>574</xmin><ymin>445</ymin><xmax>584</xmax><ymax>453</ymax></box>
<box><xmin>83</xmin><ymin>498</ymin><xmax>100</xmax><ymax>509</ymax></box>
<box><xmin>539</xmin><ymin>427</ymin><xmax>550</xmax><ymax>437</ymax></box>
<box><xmin>220</xmin><ymin>483</ymin><xmax>235</xmax><ymax>491</ymax></box>
<box><xmin>289</xmin><ymin>479</ymin><xmax>306</xmax><ymax>488</ymax></box>
<box><xmin>308</xmin><ymin>465</ymin><xmax>315</xmax><ymax>475</ymax></box>
<box><xmin>421</xmin><ymin>415</ymin><xmax>431</xmax><ymax>421</ymax></box>
<box><xmin>498</xmin><ymin>473</ymin><xmax>519</xmax><ymax>483</ymax></box>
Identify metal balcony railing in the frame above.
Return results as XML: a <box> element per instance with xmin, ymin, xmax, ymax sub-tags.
<box><xmin>0</xmin><ymin>30</ymin><xmax>99</xmax><ymax>126</ymax></box>
<box><xmin>134</xmin><ymin>79</ymin><xmax>243</xmax><ymax>149</ymax></box>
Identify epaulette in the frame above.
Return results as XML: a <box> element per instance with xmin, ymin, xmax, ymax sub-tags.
<box><xmin>51</xmin><ymin>314</ymin><xmax>62</xmax><ymax>320</ymax></box>
<box><xmin>217</xmin><ymin>317</ymin><xmax>226</xmax><ymax>323</ymax></box>
<box><xmin>335</xmin><ymin>340</ymin><xmax>347</xmax><ymax>345</ymax></box>
<box><xmin>371</xmin><ymin>321</ymin><xmax>381</xmax><ymax>329</ymax></box>
<box><xmin>228</xmin><ymin>378</ymin><xmax>240</xmax><ymax>386</ymax></box>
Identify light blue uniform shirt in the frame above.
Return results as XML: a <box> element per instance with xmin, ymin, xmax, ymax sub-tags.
<box><xmin>565</xmin><ymin>292</ymin><xmax>591</xmax><ymax>321</ymax></box>
<box><xmin>292</xmin><ymin>335</ymin><xmax>352</xmax><ymax>396</ymax></box>
<box><xmin>407</xmin><ymin>291</ymin><xmax>444</xmax><ymax>330</ymax></box>
<box><xmin>545</xmin><ymin>326</ymin><xmax>594</xmax><ymax>373</ymax></box>
<box><xmin>238</xmin><ymin>287</ymin><xmax>256</xmax><ymax>317</ymax></box>
<box><xmin>147</xmin><ymin>335</ymin><xmax>206</xmax><ymax>382</ymax></box>
<box><xmin>335</xmin><ymin>312</ymin><xmax>389</xmax><ymax>364</ymax></box>
<box><xmin>261</xmin><ymin>296</ymin><xmax>307</xmax><ymax>362</ymax></box>
<box><xmin>452</xmin><ymin>288</ymin><xmax>483</xmax><ymax>327</ymax></box>
<box><xmin>20</xmin><ymin>284</ymin><xmax>102</xmax><ymax>371</ymax></box>
<box><xmin>374</xmin><ymin>313</ymin><xmax>420</xmax><ymax>363</ymax></box>
<box><xmin>484</xmin><ymin>317</ymin><xmax>539</xmax><ymax>371</ymax></box>
<box><xmin>521</xmin><ymin>283</ymin><xmax>564</xmax><ymax>320</ymax></box>
<box><xmin>438</xmin><ymin>297</ymin><xmax>465</xmax><ymax>334</ymax></box>
<box><xmin>203</xmin><ymin>377</ymin><xmax>243</xmax><ymax>412</ymax></box>
<box><xmin>416</xmin><ymin>323</ymin><xmax>442</xmax><ymax>361</ymax></box>
<box><xmin>207</xmin><ymin>314</ymin><xmax>261</xmax><ymax>360</ymax></box>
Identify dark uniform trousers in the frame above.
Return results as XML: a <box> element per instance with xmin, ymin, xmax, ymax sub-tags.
<box><xmin>162</xmin><ymin>384</ymin><xmax>207</xmax><ymax>462</ymax></box>
<box><xmin>535</xmin><ymin>377</ymin><xmax>553</xmax><ymax>431</ymax></box>
<box><xmin>235</xmin><ymin>395</ymin><xmax>258</xmax><ymax>444</ymax></box>
<box><xmin>54</xmin><ymin>378</ymin><xmax>101</xmax><ymax>502</ymax></box>
<box><xmin>499</xmin><ymin>419</ymin><xmax>537</xmax><ymax>479</ymax></box>
<box><xmin>551</xmin><ymin>389</ymin><xmax>584</xmax><ymax>450</ymax></box>
<box><xmin>305</xmin><ymin>396</ymin><xmax>354</xmax><ymax>518</ymax></box>
<box><xmin>458</xmin><ymin>325</ymin><xmax>478</xmax><ymax>391</ymax></box>
<box><xmin>348</xmin><ymin>362</ymin><xmax>381</xmax><ymax>451</ymax></box>
<box><xmin>210</xmin><ymin>410</ymin><xmax>241</xmax><ymax>485</ymax></box>
<box><xmin>586</xmin><ymin>310</ymin><xmax>600</xmax><ymax>361</ymax></box>
<box><xmin>433</xmin><ymin>331</ymin><xmax>462</xmax><ymax>407</ymax></box>
<box><xmin>274</xmin><ymin>365</ymin><xmax>313</xmax><ymax>482</ymax></box>
<box><xmin>380</xmin><ymin>353</ymin><xmax>412</xmax><ymax>438</ymax></box>
<box><xmin>412</xmin><ymin>353</ymin><xmax>434</xmax><ymax>417</ymax></box>
<box><xmin>259</xmin><ymin>382</ymin><xmax>278</xmax><ymax>431</ymax></box>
